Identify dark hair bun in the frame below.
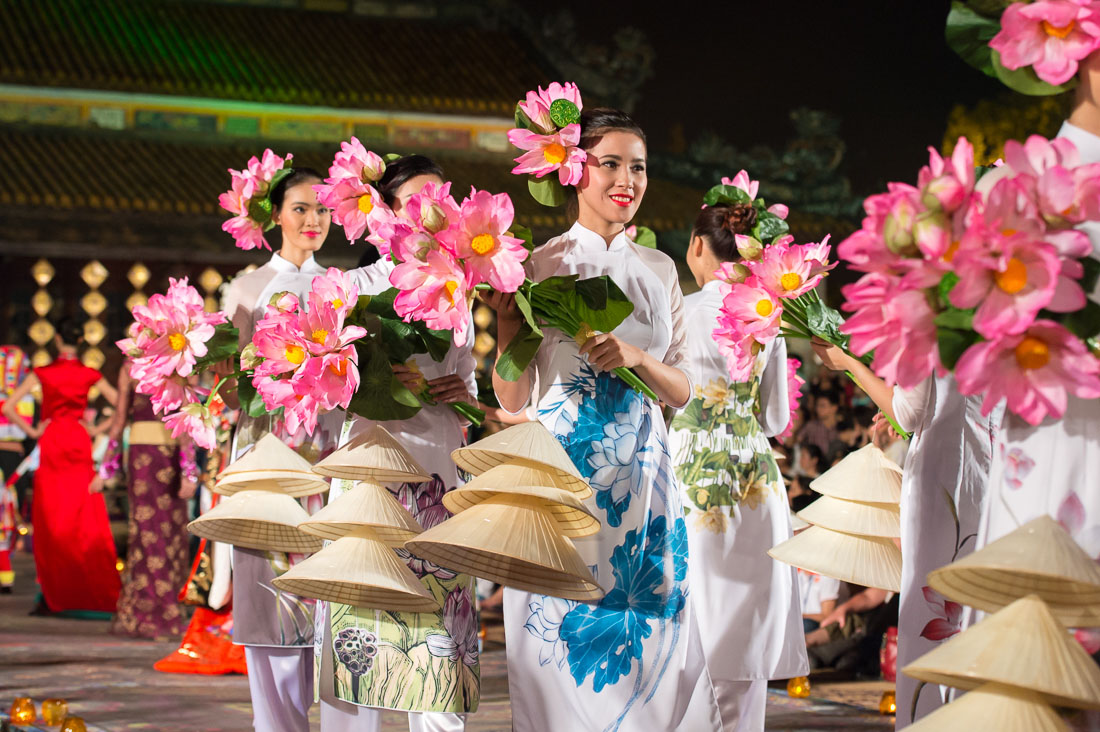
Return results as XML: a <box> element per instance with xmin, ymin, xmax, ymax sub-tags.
<box><xmin>55</xmin><ymin>317</ymin><xmax>85</xmax><ymax>346</ymax></box>
<box><xmin>724</xmin><ymin>203</ymin><xmax>757</xmax><ymax>234</ymax></box>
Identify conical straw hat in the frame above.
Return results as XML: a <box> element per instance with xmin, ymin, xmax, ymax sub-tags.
<box><xmin>451</xmin><ymin>422</ymin><xmax>591</xmax><ymax>498</ymax></box>
<box><xmin>906</xmin><ymin>683</ymin><xmax>1068</xmax><ymax>732</ymax></box>
<box><xmin>215</xmin><ymin>434</ymin><xmax>329</xmax><ymax>497</ymax></box>
<box><xmin>796</xmin><ymin>495</ymin><xmax>901</xmax><ymax>538</ymax></box>
<box><xmin>272</xmin><ymin>527</ymin><xmax>439</xmax><ymax>612</ymax></box>
<box><xmin>789</xmin><ymin>511</ymin><xmax>810</xmax><ymax>532</ymax></box>
<box><xmin>312</xmin><ymin>424</ymin><xmax>432</xmax><ymax>483</ymax></box>
<box><xmin>188</xmin><ymin>487</ymin><xmax>323</xmax><ymax>553</ymax></box>
<box><xmin>809</xmin><ymin>443</ymin><xmax>902</xmax><ymax>503</ymax></box>
<box><xmin>928</xmin><ymin>515</ymin><xmax>1100</xmax><ymax>627</ymax></box>
<box><xmin>405</xmin><ymin>494</ymin><xmax>604</xmax><ymax>602</ymax></box>
<box><xmin>902</xmin><ymin>594</ymin><xmax>1100</xmax><ymax>709</ymax></box>
<box><xmin>299</xmin><ymin>481</ymin><xmax>422</xmax><ymax>545</ymax></box>
<box><xmin>768</xmin><ymin>525</ymin><xmax>902</xmax><ymax>592</ymax></box>
<box><xmin>443</xmin><ymin>464</ymin><xmax>600</xmax><ymax>538</ymax></box>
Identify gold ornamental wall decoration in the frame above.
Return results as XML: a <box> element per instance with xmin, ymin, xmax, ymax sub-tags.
<box><xmin>80</xmin><ymin>260</ymin><xmax>109</xmax><ymax>370</ymax></box>
<box><xmin>199</xmin><ymin>267</ymin><xmax>224</xmax><ymax>313</ymax></box>
<box><xmin>28</xmin><ymin>259</ymin><xmax>55</xmax><ymax>367</ymax></box>
<box><xmin>126</xmin><ymin>262</ymin><xmax>151</xmax><ymax>311</ymax></box>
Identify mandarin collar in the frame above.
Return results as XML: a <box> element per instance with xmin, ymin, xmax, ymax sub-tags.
<box><xmin>1059</xmin><ymin>121</ymin><xmax>1100</xmax><ymax>165</ymax></box>
<box><xmin>268</xmin><ymin>252</ymin><xmax>324</xmax><ymax>274</ymax></box>
<box><xmin>568</xmin><ymin>221</ymin><xmax>631</xmax><ymax>253</ymax></box>
<box><xmin>701</xmin><ymin>279</ymin><xmax>725</xmax><ymax>295</ymax></box>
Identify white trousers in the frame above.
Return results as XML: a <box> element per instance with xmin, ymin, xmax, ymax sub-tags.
<box><xmin>244</xmin><ymin>646</ymin><xmax>314</xmax><ymax>732</ymax></box>
<box><xmin>715</xmin><ymin>679</ymin><xmax>767</xmax><ymax>732</ymax></box>
<box><xmin>319</xmin><ymin>698</ymin><xmax>466</xmax><ymax>732</ymax></box>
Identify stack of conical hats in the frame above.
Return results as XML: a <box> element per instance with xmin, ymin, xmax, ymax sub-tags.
<box><xmin>768</xmin><ymin>443</ymin><xmax>902</xmax><ymax>591</ymax></box>
<box><xmin>901</xmin><ymin>517</ymin><xmax>1100</xmax><ymax>730</ymax></box>
<box><xmin>270</xmin><ymin>425</ymin><xmax>440</xmax><ymax>611</ymax></box>
<box><xmin>188</xmin><ymin>433</ymin><xmax>328</xmax><ymax>553</ymax></box>
<box><xmin>404</xmin><ymin>422</ymin><xmax>604</xmax><ymax>601</ymax></box>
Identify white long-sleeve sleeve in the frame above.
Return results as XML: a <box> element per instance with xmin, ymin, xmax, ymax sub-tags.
<box><xmin>758</xmin><ymin>337</ymin><xmax>790</xmax><ymax>438</ymax></box>
<box><xmin>892</xmin><ymin>376</ymin><xmax>934</xmax><ymax>434</ymax></box>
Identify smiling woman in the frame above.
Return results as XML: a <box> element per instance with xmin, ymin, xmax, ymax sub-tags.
<box><xmin>483</xmin><ymin>106</ymin><xmax>723</xmax><ymax>731</ymax></box>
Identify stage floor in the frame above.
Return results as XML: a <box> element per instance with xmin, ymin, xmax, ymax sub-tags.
<box><xmin>0</xmin><ymin>551</ymin><xmax>893</xmax><ymax>731</ymax></box>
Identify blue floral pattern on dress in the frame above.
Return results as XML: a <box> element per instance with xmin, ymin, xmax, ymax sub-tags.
<box><xmin>542</xmin><ymin>362</ymin><xmax>651</xmax><ymax>528</ymax></box>
<box><xmin>556</xmin><ymin>513</ymin><xmax>686</xmax><ymax>692</ymax></box>
<box><xmin>523</xmin><ymin>595</ymin><xmax>577</xmax><ymax>670</ymax></box>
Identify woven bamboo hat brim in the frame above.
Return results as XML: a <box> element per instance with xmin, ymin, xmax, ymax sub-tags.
<box><xmin>215</xmin><ymin>434</ymin><xmax>329</xmax><ymax>497</ymax></box>
<box><xmin>928</xmin><ymin>515</ymin><xmax>1100</xmax><ymax>627</ymax></box>
<box><xmin>405</xmin><ymin>494</ymin><xmax>604</xmax><ymax>602</ymax></box>
<box><xmin>796</xmin><ymin>495</ymin><xmax>901</xmax><ymax>538</ymax></box>
<box><xmin>443</xmin><ymin>464</ymin><xmax>600</xmax><ymax>538</ymax></box>
<box><xmin>271</xmin><ymin>527</ymin><xmax>439</xmax><ymax>612</ymax></box>
<box><xmin>809</xmin><ymin>444</ymin><xmax>902</xmax><ymax>504</ymax></box>
<box><xmin>188</xmin><ymin>488</ymin><xmax>323</xmax><ymax>553</ymax></box>
<box><xmin>312</xmin><ymin>424</ymin><xmax>432</xmax><ymax>483</ymax></box>
<box><xmin>790</xmin><ymin>511</ymin><xmax>810</xmax><ymax>532</ymax></box>
<box><xmin>902</xmin><ymin>594</ymin><xmax>1100</xmax><ymax>709</ymax></box>
<box><xmin>906</xmin><ymin>683</ymin><xmax>1068</xmax><ymax>732</ymax></box>
<box><xmin>451</xmin><ymin>422</ymin><xmax>591</xmax><ymax>498</ymax></box>
<box><xmin>768</xmin><ymin>525</ymin><xmax>902</xmax><ymax>592</ymax></box>
<box><xmin>298</xmin><ymin>480</ymin><xmax>422</xmax><ymax>545</ymax></box>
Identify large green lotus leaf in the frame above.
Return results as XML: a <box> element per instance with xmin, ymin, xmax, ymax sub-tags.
<box><xmin>193</xmin><ymin>323</ymin><xmax>240</xmax><ymax>372</ymax></box>
<box><xmin>528</xmin><ymin>177</ymin><xmax>567</xmax><ymax>208</ymax></box>
<box><xmin>347</xmin><ymin>341</ymin><xmax>421</xmax><ymax>421</ymax></box>
<box><xmin>495</xmin><ymin>322</ymin><xmax>543</xmax><ymax>382</ymax></box>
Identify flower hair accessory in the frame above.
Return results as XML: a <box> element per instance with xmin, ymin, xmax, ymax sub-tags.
<box><xmin>946</xmin><ymin>1</ymin><xmax>1100</xmax><ymax>95</ymax></box>
<box><xmin>218</xmin><ymin>149</ymin><xmax>295</xmax><ymax>250</ymax></box>
<box><xmin>508</xmin><ymin>82</ymin><xmax>587</xmax><ymax>207</ymax></box>
<box><xmin>702</xmin><ymin>170</ymin><xmax>791</xmax><ymax>264</ymax></box>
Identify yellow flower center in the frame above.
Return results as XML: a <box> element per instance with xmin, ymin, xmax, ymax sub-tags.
<box><xmin>995</xmin><ymin>257</ymin><xmax>1028</xmax><ymax>294</ymax></box>
<box><xmin>285</xmin><ymin>344</ymin><xmax>305</xmax><ymax>365</ymax></box>
<box><xmin>943</xmin><ymin>241</ymin><xmax>960</xmax><ymax>263</ymax></box>
<box><xmin>780</xmin><ymin>272</ymin><xmax>803</xmax><ymax>292</ymax></box>
<box><xmin>444</xmin><ymin>280</ymin><xmax>460</xmax><ymax>304</ymax></box>
<box><xmin>329</xmin><ymin>358</ymin><xmax>347</xmax><ymax>377</ymax></box>
<box><xmin>311</xmin><ymin>328</ymin><xmax>329</xmax><ymax>344</ymax></box>
<box><xmin>1042</xmin><ymin>19</ymin><xmax>1076</xmax><ymax>39</ymax></box>
<box><xmin>331</xmin><ymin>298</ymin><xmax>343</xmax><ymax>310</ymax></box>
<box><xmin>168</xmin><ymin>333</ymin><xmax>187</xmax><ymax>351</ymax></box>
<box><xmin>1001</xmin><ymin>228</ymin><xmax>1018</xmax><ymax>237</ymax></box>
<box><xmin>543</xmin><ymin>142</ymin><xmax>567</xmax><ymax>165</ymax></box>
<box><xmin>755</xmin><ymin>299</ymin><xmax>774</xmax><ymax>317</ymax></box>
<box><xmin>471</xmin><ymin>233</ymin><xmax>495</xmax><ymax>256</ymax></box>
<box><xmin>357</xmin><ymin>193</ymin><xmax>373</xmax><ymax>214</ymax></box>
<box><xmin>1014</xmin><ymin>336</ymin><xmax>1050</xmax><ymax>370</ymax></box>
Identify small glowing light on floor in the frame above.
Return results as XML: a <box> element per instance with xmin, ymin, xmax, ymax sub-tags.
<box><xmin>18</xmin><ymin>525</ymin><xmax>29</xmax><ymax>535</ymax></box>
<box><xmin>115</xmin><ymin>559</ymin><xmax>125</xmax><ymax>572</ymax></box>
<box><xmin>42</xmin><ymin>698</ymin><xmax>69</xmax><ymax>724</ymax></box>
<box><xmin>786</xmin><ymin>676</ymin><xmax>811</xmax><ymax>698</ymax></box>
<box><xmin>60</xmin><ymin>715</ymin><xmax>89</xmax><ymax>732</ymax></box>
<box><xmin>10</xmin><ymin>696</ymin><xmax>36</xmax><ymax>724</ymax></box>
<box><xmin>879</xmin><ymin>689</ymin><xmax>897</xmax><ymax>715</ymax></box>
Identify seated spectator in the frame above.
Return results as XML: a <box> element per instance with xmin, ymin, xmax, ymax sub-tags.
<box><xmin>797</xmin><ymin>568</ymin><xmax>840</xmax><ymax>634</ymax></box>
<box><xmin>805</xmin><ymin>585</ymin><xmax>899</xmax><ymax>677</ymax></box>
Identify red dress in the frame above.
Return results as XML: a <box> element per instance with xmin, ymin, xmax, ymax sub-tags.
<box><xmin>32</xmin><ymin>355</ymin><xmax>120</xmax><ymax>612</ymax></box>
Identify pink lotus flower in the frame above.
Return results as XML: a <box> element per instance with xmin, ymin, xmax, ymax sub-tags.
<box><xmin>246</xmin><ymin>150</ymin><xmax>293</xmax><ymax>187</ymax></box>
<box><xmin>721</xmin><ymin>170</ymin><xmax>788</xmax><ymax>218</ymax></box>
<box><xmin>990</xmin><ymin>1</ymin><xmax>1100</xmax><ymax>85</ymax></box>
<box><xmin>326</xmin><ymin>137</ymin><xmax>385</xmax><ymax>185</ymax></box>
<box><xmin>126</xmin><ymin>278</ymin><xmax>227</xmax><ymax>379</ymax></box>
<box><xmin>164</xmin><ymin>401</ymin><xmax>218</xmax><ymax>450</ymax></box>
<box><xmin>252</xmin><ymin>309</ymin><xmax>311</xmax><ymax>378</ymax></box>
<box><xmin>778</xmin><ymin>357</ymin><xmax>804</xmax><ymax>441</ymax></box>
<box><xmin>954</xmin><ymin>319</ymin><xmax>1100</xmax><ymax>424</ymax></box>
<box><xmin>919</xmin><ymin>138</ymin><xmax>975</xmax><ymax>213</ymax></box>
<box><xmin>391</xmin><ymin>225</ymin><xmax>447</xmax><ymax>264</ymax></box>
<box><xmin>842</xmin><ymin>277</ymin><xmax>942</xmax><ymax>389</ymax></box>
<box><xmin>1003</xmin><ymin>135</ymin><xmax>1100</xmax><ymax>226</ymax></box>
<box><xmin>222</xmin><ymin>215</ymin><xmax>269</xmax><ymax>251</ymax></box>
<box><xmin>508</xmin><ymin>124</ymin><xmax>587</xmax><ymax>187</ymax></box>
<box><xmin>254</xmin><ymin>374</ymin><xmax>326</xmax><ymax>436</ymax></box>
<box><xmin>950</xmin><ymin>230</ymin><xmax>1062</xmax><ymax>338</ymax></box>
<box><xmin>143</xmin><ymin>376</ymin><xmax>196</xmax><ymax>416</ymax></box>
<box><xmin>713</xmin><ymin>320</ymin><xmax>761</xmax><ymax>381</ymax></box>
<box><xmin>919</xmin><ymin>586</ymin><xmax>963</xmax><ymax>641</ymax></box>
<box><xmin>315</xmin><ymin>178</ymin><xmax>386</xmax><ymax>243</ymax></box>
<box><xmin>517</xmin><ymin>82</ymin><xmax>583</xmax><ymax>133</ymax></box>
<box><xmin>309</xmin><ymin>267</ymin><xmax>357</xmax><ymax>318</ymax></box>
<box><xmin>718</xmin><ymin>277</ymin><xmax>782</xmax><ymax>341</ymax></box>
<box><xmin>218</xmin><ymin>171</ymin><xmax>255</xmax><ymax>217</ymax></box>
<box><xmin>363</xmin><ymin>204</ymin><xmax>406</xmax><ymax>257</ymax></box>
<box><xmin>390</xmin><ymin>250</ymin><xmax>472</xmax><ymax>346</ymax></box>
<box><xmin>714</xmin><ymin>261</ymin><xmax>750</xmax><ymax>285</ymax></box>
<box><xmin>747</xmin><ymin>240</ymin><xmax>834</xmax><ymax>298</ymax></box>
<box><xmin>405</xmin><ymin>182</ymin><xmax>461</xmax><ymax>235</ymax></box>
<box><xmin>438</xmin><ymin>189</ymin><xmax>527</xmax><ymax>292</ymax></box>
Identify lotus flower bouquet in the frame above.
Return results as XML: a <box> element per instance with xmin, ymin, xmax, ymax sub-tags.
<box><xmin>218</xmin><ymin>149</ymin><xmax>295</xmax><ymax>250</ymax></box>
<box><xmin>116</xmin><ymin>278</ymin><xmax>239</xmax><ymax>448</ymax></box>
<box><xmin>837</xmin><ymin>135</ymin><xmax>1100</xmax><ymax>425</ymax></box>
<box><xmin>946</xmin><ymin>1</ymin><xmax>1100</xmax><ymax>95</ymax></box>
<box><xmin>318</xmin><ymin>133</ymin><xmax>657</xmax><ymax>401</ymax></box>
